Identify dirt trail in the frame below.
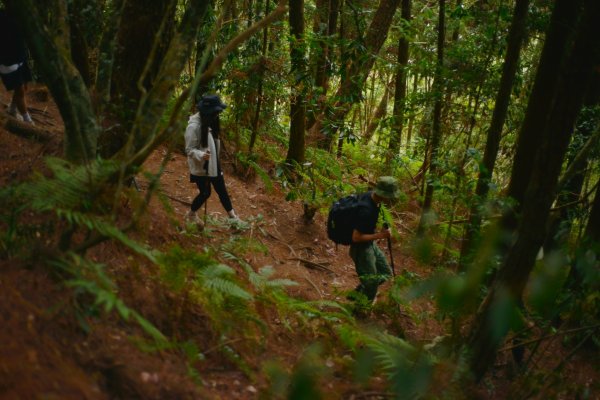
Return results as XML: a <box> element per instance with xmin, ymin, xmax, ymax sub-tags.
<box><xmin>0</xmin><ymin>83</ymin><xmax>429</xmax><ymax>399</ymax></box>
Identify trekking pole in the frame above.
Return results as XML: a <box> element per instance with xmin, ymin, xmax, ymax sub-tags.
<box><xmin>204</xmin><ymin>200</ymin><xmax>208</xmax><ymax>226</ymax></box>
<box><xmin>383</xmin><ymin>223</ymin><xmax>395</xmax><ymax>277</ymax></box>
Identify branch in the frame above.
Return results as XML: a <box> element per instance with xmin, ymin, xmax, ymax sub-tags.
<box><xmin>198</xmin><ymin>1</ymin><xmax>288</xmax><ymax>86</ymax></box>
<box><xmin>499</xmin><ymin>323</ymin><xmax>600</xmax><ymax>352</ymax></box>
<box><xmin>1</xmin><ymin>113</ymin><xmax>54</xmax><ymax>143</ymax></box>
<box><xmin>288</xmin><ymin>257</ymin><xmax>336</xmax><ymax>274</ymax></box>
<box><xmin>557</xmin><ymin>125</ymin><xmax>600</xmax><ymax>190</ymax></box>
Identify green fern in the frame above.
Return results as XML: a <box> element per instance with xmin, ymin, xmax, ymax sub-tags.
<box><xmin>18</xmin><ymin>157</ymin><xmax>121</xmax><ymax>213</ymax></box>
<box><xmin>53</xmin><ymin>253</ymin><xmax>166</xmax><ymax>343</ymax></box>
<box><xmin>55</xmin><ymin>208</ymin><xmax>156</xmax><ymax>262</ymax></box>
<box><xmin>247</xmin><ymin>159</ymin><xmax>274</xmax><ymax>192</ymax></box>
<box><xmin>362</xmin><ymin>331</ymin><xmax>435</xmax><ymax>398</ymax></box>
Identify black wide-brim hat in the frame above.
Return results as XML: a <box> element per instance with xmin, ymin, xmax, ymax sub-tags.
<box><xmin>198</xmin><ymin>94</ymin><xmax>227</xmax><ymax>114</ymax></box>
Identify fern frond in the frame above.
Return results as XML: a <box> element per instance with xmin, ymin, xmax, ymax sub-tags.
<box><xmin>55</xmin><ymin>208</ymin><xmax>156</xmax><ymax>262</ymax></box>
<box><xmin>247</xmin><ymin>160</ymin><xmax>274</xmax><ymax>192</ymax></box>
<box><xmin>55</xmin><ymin>254</ymin><xmax>166</xmax><ymax>343</ymax></box>
<box><xmin>19</xmin><ymin>157</ymin><xmax>121</xmax><ymax>213</ymax></box>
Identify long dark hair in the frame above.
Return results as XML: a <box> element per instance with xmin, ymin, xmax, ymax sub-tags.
<box><xmin>200</xmin><ymin>112</ymin><xmax>221</xmax><ymax>148</ymax></box>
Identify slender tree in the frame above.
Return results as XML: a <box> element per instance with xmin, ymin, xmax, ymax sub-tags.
<box><xmin>8</xmin><ymin>0</ymin><xmax>101</xmax><ymax>163</ymax></box>
<box><xmin>585</xmin><ymin>178</ymin><xmax>600</xmax><ymax>244</ymax></box>
<box><xmin>363</xmin><ymin>82</ymin><xmax>391</xmax><ymax>144</ymax></box>
<box><xmin>459</xmin><ymin>0</ymin><xmax>530</xmax><ymax>266</ymax></box>
<box><xmin>387</xmin><ymin>0</ymin><xmax>411</xmax><ymax>162</ymax></box>
<box><xmin>95</xmin><ymin>0</ymin><xmax>126</xmax><ymax>106</ymax></box>
<box><xmin>285</xmin><ymin>0</ymin><xmax>307</xmax><ymax>165</ymax></box>
<box><xmin>306</xmin><ymin>0</ymin><xmax>338</xmax><ymax>131</ymax></box>
<box><xmin>309</xmin><ymin>0</ymin><xmax>402</xmax><ymax>151</ymax></box>
<box><xmin>502</xmin><ymin>0</ymin><xmax>587</xmax><ymax>230</ymax></box>
<box><xmin>249</xmin><ymin>0</ymin><xmax>271</xmax><ymax>154</ymax></box>
<box><xmin>417</xmin><ymin>0</ymin><xmax>446</xmax><ymax>235</ymax></box>
<box><xmin>466</xmin><ymin>0</ymin><xmax>600</xmax><ymax>380</ymax></box>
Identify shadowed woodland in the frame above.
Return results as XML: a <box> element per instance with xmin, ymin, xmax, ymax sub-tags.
<box><xmin>1</xmin><ymin>0</ymin><xmax>599</xmax><ymax>398</ymax></box>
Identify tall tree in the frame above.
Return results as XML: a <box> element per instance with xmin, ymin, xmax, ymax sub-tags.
<box><xmin>459</xmin><ymin>0</ymin><xmax>530</xmax><ymax>266</ymax></box>
<box><xmin>285</xmin><ymin>0</ymin><xmax>307</xmax><ymax>165</ymax></box>
<box><xmin>8</xmin><ymin>0</ymin><xmax>101</xmax><ymax>163</ymax></box>
<box><xmin>309</xmin><ymin>0</ymin><xmax>402</xmax><ymax>151</ymax></box>
<box><xmin>466</xmin><ymin>0</ymin><xmax>600</xmax><ymax>380</ymax></box>
<box><xmin>95</xmin><ymin>0</ymin><xmax>126</xmax><ymax>106</ymax></box>
<box><xmin>111</xmin><ymin>0</ymin><xmax>176</xmax><ymax>116</ymax></box>
<box><xmin>585</xmin><ymin>177</ymin><xmax>600</xmax><ymax>244</ymax></box>
<box><xmin>249</xmin><ymin>0</ymin><xmax>272</xmax><ymax>154</ymax></box>
<box><xmin>363</xmin><ymin>82</ymin><xmax>391</xmax><ymax>144</ymax></box>
<box><xmin>502</xmin><ymin>0</ymin><xmax>587</xmax><ymax>230</ymax></box>
<box><xmin>306</xmin><ymin>0</ymin><xmax>339</xmax><ymax>130</ymax></box>
<box><xmin>417</xmin><ymin>0</ymin><xmax>446</xmax><ymax>235</ymax></box>
<box><xmin>387</xmin><ymin>0</ymin><xmax>411</xmax><ymax>162</ymax></box>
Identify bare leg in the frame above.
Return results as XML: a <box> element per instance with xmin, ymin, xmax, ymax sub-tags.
<box><xmin>11</xmin><ymin>84</ymin><xmax>33</xmax><ymax>123</ymax></box>
<box><xmin>12</xmin><ymin>84</ymin><xmax>27</xmax><ymax>114</ymax></box>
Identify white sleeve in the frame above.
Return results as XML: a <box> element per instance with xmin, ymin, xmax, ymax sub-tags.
<box><xmin>184</xmin><ymin>124</ymin><xmax>208</xmax><ymax>161</ymax></box>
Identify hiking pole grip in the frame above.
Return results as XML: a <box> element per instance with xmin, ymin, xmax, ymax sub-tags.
<box><xmin>383</xmin><ymin>223</ymin><xmax>395</xmax><ymax>276</ymax></box>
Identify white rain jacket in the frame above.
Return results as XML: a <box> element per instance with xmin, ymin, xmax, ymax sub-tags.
<box><xmin>184</xmin><ymin>113</ymin><xmax>220</xmax><ymax>177</ymax></box>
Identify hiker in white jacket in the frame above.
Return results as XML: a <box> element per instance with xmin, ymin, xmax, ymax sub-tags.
<box><xmin>184</xmin><ymin>94</ymin><xmax>239</xmax><ymax>227</ymax></box>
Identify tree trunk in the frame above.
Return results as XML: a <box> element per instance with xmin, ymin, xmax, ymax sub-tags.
<box><xmin>585</xmin><ymin>178</ymin><xmax>600</xmax><ymax>244</ymax></box>
<box><xmin>417</xmin><ymin>0</ymin><xmax>446</xmax><ymax>235</ymax></box>
<box><xmin>68</xmin><ymin>0</ymin><xmax>93</xmax><ymax>87</ymax></box>
<box><xmin>387</xmin><ymin>0</ymin><xmax>411</xmax><ymax>161</ymax></box>
<box><xmin>285</xmin><ymin>0</ymin><xmax>306</xmax><ymax>165</ymax></box>
<box><xmin>194</xmin><ymin>0</ymin><xmax>217</xmax><ymax>99</ymax></box>
<box><xmin>111</xmin><ymin>0</ymin><xmax>176</xmax><ymax>116</ymax></box>
<box><xmin>503</xmin><ymin>0</ymin><xmax>586</xmax><ymax>229</ymax></box>
<box><xmin>311</xmin><ymin>0</ymin><xmax>402</xmax><ymax>150</ymax></box>
<box><xmin>249</xmin><ymin>0</ymin><xmax>271</xmax><ymax>153</ymax></box>
<box><xmin>459</xmin><ymin>0</ymin><xmax>530</xmax><ymax>266</ymax></box>
<box><xmin>122</xmin><ymin>0</ymin><xmax>211</xmax><ymax>159</ymax></box>
<box><xmin>363</xmin><ymin>83</ymin><xmax>391</xmax><ymax>144</ymax></box>
<box><xmin>95</xmin><ymin>0</ymin><xmax>126</xmax><ymax>106</ymax></box>
<box><xmin>466</xmin><ymin>0</ymin><xmax>600</xmax><ymax>381</ymax></box>
<box><xmin>544</xmin><ymin>111</ymin><xmax>599</xmax><ymax>253</ymax></box>
<box><xmin>306</xmin><ymin>0</ymin><xmax>339</xmax><ymax>131</ymax></box>
<box><xmin>9</xmin><ymin>0</ymin><xmax>100</xmax><ymax>163</ymax></box>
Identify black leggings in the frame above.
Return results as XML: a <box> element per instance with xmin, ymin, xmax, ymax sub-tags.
<box><xmin>191</xmin><ymin>173</ymin><xmax>233</xmax><ymax>213</ymax></box>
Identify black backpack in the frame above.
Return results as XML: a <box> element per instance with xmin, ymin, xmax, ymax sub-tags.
<box><xmin>327</xmin><ymin>194</ymin><xmax>362</xmax><ymax>245</ymax></box>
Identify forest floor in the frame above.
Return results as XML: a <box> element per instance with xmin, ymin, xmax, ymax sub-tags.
<box><xmin>1</xmin><ymin>83</ymin><xmax>598</xmax><ymax>399</ymax></box>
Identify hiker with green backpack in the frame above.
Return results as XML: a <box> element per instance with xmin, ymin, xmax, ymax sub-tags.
<box><xmin>327</xmin><ymin>176</ymin><xmax>400</xmax><ymax>303</ymax></box>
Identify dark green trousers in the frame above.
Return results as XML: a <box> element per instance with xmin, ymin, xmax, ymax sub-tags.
<box><xmin>349</xmin><ymin>242</ymin><xmax>391</xmax><ymax>301</ymax></box>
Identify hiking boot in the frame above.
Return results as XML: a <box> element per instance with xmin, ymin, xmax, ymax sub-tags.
<box><xmin>23</xmin><ymin>113</ymin><xmax>35</xmax><ymax>125</ymax></box>
<box><xmin>185</xmin><ymin>211</ymin><xmax>204</xmax><ymax>229</ymax></box>
<box><xmin>227</xmin><ymin>209</ymin><xmax>240</xmax><ymax>221</ymax></box>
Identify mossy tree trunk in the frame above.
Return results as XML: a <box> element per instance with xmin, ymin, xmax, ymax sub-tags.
<box><xmin>286</xmin><ymin>0</ymin><xmax>307</xmax><ymax>165</ymax></box>
<box><xmin>459</xmin><ymin>0</ymin><xmax>530</xmax><ymax>267</ymax></box>
<box><xmin>387</xmin><ymin>0</ymin><xmax>411</xmax><ymax>162</ymax></box>
<box><xmin>417</xmin><ymin>0</ymin><xmax>446</xmax><ymax>236</ymax></box>
<box><xmin>310</xmin><ymin>0</ymin><xmax>401</xmax><ymax>151</ymax></box>
<box><xmin>466</xmin><ymin>0</ymin><xmax>600</xmax><ymax>381</ymax></box>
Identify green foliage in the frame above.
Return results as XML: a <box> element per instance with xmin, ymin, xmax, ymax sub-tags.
<box><xmin>527</xmin><ymin>252</ymin><xmax>570</xmax><ymax>319</ymax></box>
<box><xmin>365</xmin><ymin>331</ymin><xmax>434</xmax><ymax>399</ymax></box>
<box><xmin>158</xmin><ymin>246</ymin><xmax>252</xmax><ymax>301</ymax></box>
<box><xmin>236</xmin><ymin>152</ymin><xmax>275</xmax><ymax>192</ymax></box>
<box><xmin>0</xmin><ymin>186</ymin><xmax>31</xmax><ymax>258</ymax></box>
<box><xmin>53</xmin><ymin>253</ymin><xmax>166</xmax><ymax>343</ymax></box>
<box><xmin>221</xmin><ymin>250</ymin><xmax>350</xmax><ymax>332</ymax></box>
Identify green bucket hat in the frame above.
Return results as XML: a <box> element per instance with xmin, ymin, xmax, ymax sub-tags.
<box><xmin>374</xmin><ymin>176</ymin><xmax>400</xmax><ymax>200</ymax></box>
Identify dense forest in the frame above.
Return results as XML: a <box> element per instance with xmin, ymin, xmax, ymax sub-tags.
<box><xmin>1</xmin><ymin>0</ymin><xmax>599</xmax><ymax>398</ymax></box>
